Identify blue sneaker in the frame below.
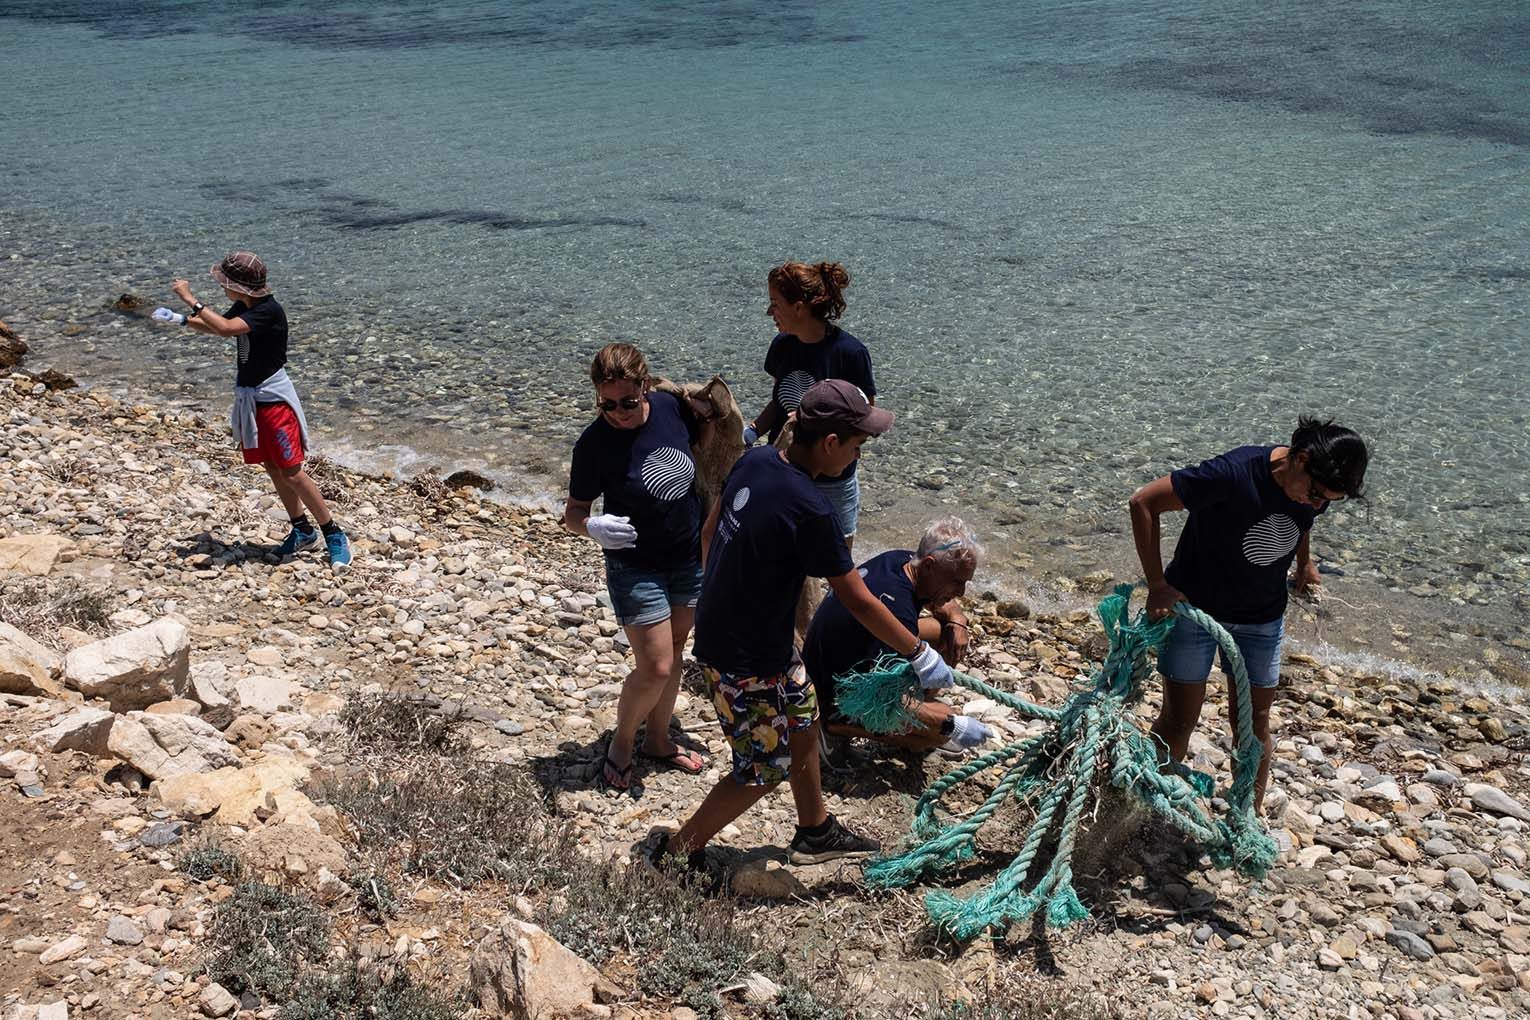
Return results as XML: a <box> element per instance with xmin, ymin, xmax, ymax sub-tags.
<box><xmin>276</xmin><ymin>526</ymin><xmax>320</xmax><ymax>558</ymax></box>
<box><xmin>325</xmin><ymin>529</ymin><xmax>352</xmax><ymax>571</ymax></box>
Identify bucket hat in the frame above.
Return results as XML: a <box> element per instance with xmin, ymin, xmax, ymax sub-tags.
<box><xmin>209</xmin><ymin>251</ymin><xmax>272</xmax><ymax>298</ymax></box>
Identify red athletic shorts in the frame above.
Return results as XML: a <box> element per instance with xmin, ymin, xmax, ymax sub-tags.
<box><xmin>242</xmin><ymin>402</ymin><xmax>305</xmax><ymax>468</ymax></box>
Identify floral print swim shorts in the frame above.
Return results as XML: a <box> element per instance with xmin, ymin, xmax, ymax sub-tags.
<box><xmin>701</xmin><ymin>659</ymin><xmax>818</xmax><ymax>786</ymax></box>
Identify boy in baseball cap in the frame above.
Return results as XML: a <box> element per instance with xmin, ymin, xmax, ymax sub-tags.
<box><xmin>652</xmin><ymin>380</ymin><xmax>955</xmax><ymax>884</ymax></box>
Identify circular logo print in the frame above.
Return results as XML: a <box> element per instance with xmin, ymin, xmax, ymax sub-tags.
<box><xmin>1242</xmin><ymin>513</ymin><xmax>1300</xmax><ymax>567</ymax></box>
<box><xmin>776</xmin><ymin>370</ymin><xmax>817</xmax><ymax>412</ymax></box>
<box><xmin>732</xmin><ymin>486</ymin><xmax>751</xmax><ymax>513</ymax></box>
<box><xmin>640</xmin><ymin>447</ymin><xmax>694</xmax><ymax>502</ymax></box>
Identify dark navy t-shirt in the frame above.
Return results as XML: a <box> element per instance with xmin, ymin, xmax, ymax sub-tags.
<box><xmin>226</xmin><ymin>296</ymin><xmax>288</xmax><ymax>388</ymax></box>
<box><xmin>569</xmin><ymin>391</ymin><xmax>702</xmax><ymax>569</ymax></box>
<box><xmin>802</xmin><ymin>549</ymin><xmax>922</xmax><ymax>723</ymax></box>
<box><xmin>1164</xmin><ymin>445</ymin><xmax>1322</xmax><ymax>624</ymax></box>
<box><xmin>763</xmin><ymin>324</ymin><xmax>876</xmax><ymax>482</ymax></box>
<box><xmin>693</xmin><ymin>447</ymin><xmax>855</xmax><ymax>677</ymax></box>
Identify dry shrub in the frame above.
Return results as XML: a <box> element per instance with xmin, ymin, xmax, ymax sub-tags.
<box><xmin>338</xmin><ymin>691</ymin><xmax>466</xmax><ymax>755</ymax></box>
<box><xmin>303</xmin><ymin>453</ymin><xmax>348</xmax><ymax>504</ymax></box>
<box><xmin>0</xmin><ymin>576</ymin><xmax>111</xmax><ymax>646</ymax></box>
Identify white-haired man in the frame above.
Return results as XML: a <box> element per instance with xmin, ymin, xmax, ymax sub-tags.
<box><xmin>802</xmin><ymin>517</ymin><xmax>993</xmax><ymax>758</ymax></box>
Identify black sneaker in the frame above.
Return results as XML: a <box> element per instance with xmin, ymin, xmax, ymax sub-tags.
<box><xmin>787</xmin><ymin>815</ymin><xmax>881</xmax><ymax>865</ymax></box>
<box><xmin>645</xmin><ymin>833</ymin><xmax>723</xmax><ymax>895</ymax></box>
<box><xmin>817</xmin><ymin>726</ymin><xmax>854</xmax><ymax>773</ymax></box>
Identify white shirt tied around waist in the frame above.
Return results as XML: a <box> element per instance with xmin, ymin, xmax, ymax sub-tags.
<box><xmin>231</xmin><ymin>368</ymin><xmax>311</xmax><ymax>454</ymax></box>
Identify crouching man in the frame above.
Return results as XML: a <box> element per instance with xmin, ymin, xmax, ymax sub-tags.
<box><xmin>803</xmin><ymin>517</ymin><xmax>993</xmax><ymax>761</ymax></box>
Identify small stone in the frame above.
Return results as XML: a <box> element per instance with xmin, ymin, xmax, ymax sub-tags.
<box><xmin>741</xmin><ymin>973</ymin><xmax>782</xmax><ymax>1005</ymax></box>
<box><xmin>1467</xmin><ymin>784</ymin><xmax>1530</xmax><ymax>822</ymax></box>
<box><xmin>495</xmin><ymin>719</ymin><xmax>525</xmax><ymax>737</ymax></box>
<box><xmin>307</xmin><ymin>615</ymin><xmax>330</xmax><ymax>630</ymax></box>
<box><xmin>38</xmin><ymin>934</ymin><xmax>87</xmax><ymax>965</ymax></box>
<box><xmin>1196</xmin><ymin>981</ymin><xmax>1218</xmax><ymax>1004</ymax></box>
<box><xmin>199</xmin><ymin>981</ymin><xmax>239</xmax><ymax>1017</ymax></box>
<box><xmin>105</xmin><ymin>915</ymin><xmax>144</xmax><ymax>945</ymax></box>
<box><xmin>137</xmin><ymin>820</ymin><xmax>186</xmax><ymax>847</ymax></box>
<box><xmin>1386</xmin><ymin>929</ymin><xmax>1436</xmax><ymax>961</ymax></box>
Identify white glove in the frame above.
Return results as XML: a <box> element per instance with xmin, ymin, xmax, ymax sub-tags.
<box><xmin>152</xmin><ymin>307</ymin><xmax>187</xmax><ymax>325</ymax></box>
<box><xmin>910</xmin><ymin>641</ymin><xmax>954</xmax><ymax>690</ymax></box>
<box><xmin>585</xmin><ymin>514</ymin><xmax>637</xmax><ymax>550</ymax></box>
<box><xmin>742</xmin><ymin>424</ymin><xmax>759</xmax><ymax>447</ymax></box>
<box><xmin>946</xmin><ymin>715</ymin><xmax>994</xmax><ymax>750</ymax></box>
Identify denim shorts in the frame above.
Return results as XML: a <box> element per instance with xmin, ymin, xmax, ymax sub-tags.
<box><xmin>814</xmin><ymin>473</ymin><xmax>861</xmax><ymax>538</ymax></box>
<box><xmin>701</xmin><ymin>658</ymin><xmax>818</xmax><ymax>786</ymax></box>
<box><xmin>604</xmin><ymin>553</ymin><xmax>702</xmax><ymax>627</ymax></box>
<box><xmin>1157</xmin><ymin>614</ymin><xmax>1285</xmax><ymax>689</ymax></box>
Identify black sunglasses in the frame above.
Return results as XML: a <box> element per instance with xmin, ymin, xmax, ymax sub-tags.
<box><xmin>597</xmin><ymin>396</ymin><xmax>644</xmax><ymax>413</ymax></box>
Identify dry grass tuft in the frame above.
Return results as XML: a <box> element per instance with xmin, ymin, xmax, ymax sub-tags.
<box><xmin>0</xmin><ymin>577</ymin><xmax>112</xmax><ymax>647</ymax></box>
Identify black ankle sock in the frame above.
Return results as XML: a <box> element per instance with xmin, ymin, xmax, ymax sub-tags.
<box><xmin>320</xmin><ymin>520</ymin><xmax>342</xmax><ymax>537</ymax></box>
<box><xmin>290</xmin><ymin>514</ymin><xmax>314</xmax><ymax>533</ymax></box>
<box><xmin>799</xmin><ymin>815</ymin><xmax>834</xmax><ymax>837</ymax></box>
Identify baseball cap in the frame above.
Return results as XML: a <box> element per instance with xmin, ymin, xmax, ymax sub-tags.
<box><xmin>796</xmin><ymin>379</ymin><xmax>894</xmax><ymax>436</ymax></box>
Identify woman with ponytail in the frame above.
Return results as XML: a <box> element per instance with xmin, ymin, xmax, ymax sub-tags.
<box><xmin>744</xmin><ymin>261</ymin><xmax>877</xmax><ymax>546</ymax></box>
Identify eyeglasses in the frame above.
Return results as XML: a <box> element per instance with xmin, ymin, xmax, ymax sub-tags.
<box><xmin>1306</xmin><ymin>476</ymin><xmax>1346</xmax><ymax>505</ymax></box>
<box><xmin>597</xmin><ymin>396</ymin><xmax>644</xmax><ymax>413</ymax></box>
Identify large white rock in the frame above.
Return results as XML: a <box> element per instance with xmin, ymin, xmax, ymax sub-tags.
<box><xmin>188</xmin><ymin>662</ymin><xmax>234</xmax><ymax>729</ymax></box>
<box><xmin>0</xmin><ymin>622</ymin><xmax>60</xmax><ymax>696</ymax></box>
<box><xmin>0</xmin><ymin>534</ymin><xmax>78</xmax><ymax>576</ymax></box>
<box><xmin>469</xmin><ymin>917</ymin><xmax>606</xmax><ymax>1019</ymax></box>
<box><xmin>234</xmin><ymin>675</ymin><xmax>296</xmax><ymax>715</ymax></box>
<box><xmin>152</xmin><ymin>759</ymin><xmax>310</xmax><ymax>825</ymax></box>
<box><xmin>63</xmin><ymin>618</ymin><xmax>190</xmax><ymax>711</ymax></box>
<box><xmin>109</xmin><ymin>712</ymin><xmax>239</xmax><ymax>779</ymax></box>
<box><xmin>33</xmin><ymin>707</ymin><xmax>116</xmax><ymax>755</ymax></box>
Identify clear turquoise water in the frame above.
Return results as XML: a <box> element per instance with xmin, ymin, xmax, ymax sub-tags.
<box><xmin>2</xmin><ymin>2</ymin><xmax>1527</xmax><ymax>673</ymax></box>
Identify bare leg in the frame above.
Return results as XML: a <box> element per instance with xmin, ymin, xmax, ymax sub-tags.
<box><xmin>828</xmin><ymin>699</ymin><xmax>954</xmax><ymax>753</ymax></box>
<box><xmin>669</xmin><ymin>777</ymin><xmax>775</xmax><ymax>854</ymax></box>
<box><xmin>786</xmin><ymin>722</ymin><xmax>828</xmax><ymax>828</ymax></box>
<box><xmin>1228</xmin><ymin>685</ymin><xmax>1278</xmax><ymax>814</ymax></box>
<box><xmin>277</xmin><ymin>465</ymin><xmax>333</xmax><ymax>526</ymax></box>
<box><xmin>605</xmin><ymin>615</ymin><xmax>678</xmax><ymax>784</ymax></box>
<box><xmin>1149</xmin><ymin>679</ymin><xmax>1207</xmax><ymax>764</ymax></box>
<box><xmin>641</xmin><ymin>606</ymin><xmax>696</xmax><ymax>757</ymax></box>
<box><xmin>263</xmin><ymin>463</ymin><xmax>305</xmax><ymax>519</ymax></box>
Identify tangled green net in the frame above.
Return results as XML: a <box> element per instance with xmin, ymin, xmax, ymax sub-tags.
<box><xmin>835</xmin><ymin>584</ymin><xmax>1276</xmax><ymax>940</ymax></box>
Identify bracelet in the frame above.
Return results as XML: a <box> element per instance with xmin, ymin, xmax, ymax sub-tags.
<box><xmin>943</xmin><ymin>620</ymin><xmax>969</xmax><ymax>631</ymax></box>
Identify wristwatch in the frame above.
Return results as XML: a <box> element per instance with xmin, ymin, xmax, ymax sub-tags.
<box><xmin>189</xmin><ymin>302</ymin><xmax>205</xmax><ymax>316</ymax></box>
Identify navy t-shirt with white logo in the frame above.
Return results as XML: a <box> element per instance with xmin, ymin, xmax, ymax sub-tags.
<box><xmin>569</xmin><ymin>391</ymin><xmax>702</xmax><ymax>569</ymax></box>
<box><xmin>763</xmin><ymin>324</ymin><xmax>876</xmax><ymax>482</ymax></box>
<box><xmin>1164</xmin><ymin>445</ymin><xmax>1321</xmax><ymax>624</ymax></box>
<box><xmin>226</xmin><ymin>296</ymin><xmax>288</xmax><ymax>388</ymax></box>
<box><xmin>693</xmin><ymin>447</ymin><xmax>855</xmax><ymax>677</ymax></box>
<box><xmin>802</xmin><ymin>549</ymin><xmax>923</xmax><ymax>723</ymax></box>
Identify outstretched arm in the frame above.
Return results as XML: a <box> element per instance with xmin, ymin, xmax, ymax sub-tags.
<box><xmin>171</xmin><ymin>279</ymin><xmax>252</xmax><ymax>339</ymax></box>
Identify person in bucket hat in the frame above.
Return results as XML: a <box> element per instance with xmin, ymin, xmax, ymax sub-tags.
<box><xmin>152</xmin><ymin>252</ymin><xmax>352</xmax><ymax>569</ymax></box>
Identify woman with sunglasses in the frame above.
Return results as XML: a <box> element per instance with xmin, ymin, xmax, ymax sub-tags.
<box><xmin>1129</xmin><ymin>416</ymin><xmax>1370</xmax><ymax>814</ymax></box>
<box><xmin>565</xmin><ymin>343</ymin><xmax>710</xmax><ymax>790</ymax></box>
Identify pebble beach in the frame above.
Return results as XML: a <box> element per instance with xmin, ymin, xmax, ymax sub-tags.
<box><xmin>3</xmin><ymin>329</ymin><xmax>1530</xmax><ymax>1019</ymax></box>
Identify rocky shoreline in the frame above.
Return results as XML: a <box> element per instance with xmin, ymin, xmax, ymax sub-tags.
<box><xmin>2</xmin><ymin>340</ymin><xmax>1530</xmax><ymax>1020</ymax></box>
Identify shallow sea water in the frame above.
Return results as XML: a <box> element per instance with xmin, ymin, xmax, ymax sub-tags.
<box><xmin>2</xmin><ymin>1</ymin><xmax>1527</xmax><ymax>677</ymax></box>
